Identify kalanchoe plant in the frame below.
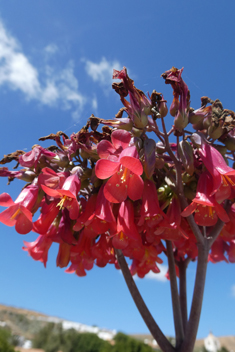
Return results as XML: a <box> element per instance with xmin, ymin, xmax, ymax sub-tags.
<box><xmin>0</xmin><ymin>66</ymin><xmax>235</xmax><ymax>352</ymax></box>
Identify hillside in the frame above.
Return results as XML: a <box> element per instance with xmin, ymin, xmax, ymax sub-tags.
<box><xmin>0</xmin><ymin>303</ymin><xmax>116</xmax><ymax>342</ymax></box>
<box><xmin>0</xmin><ymin>304</ymin><xmax>51</xmax><ymax>339</ymax></box>
<box><xmin>0</xmin><ymin>304</ymin><xmax>234</xmax><ymax>351</ymax></box>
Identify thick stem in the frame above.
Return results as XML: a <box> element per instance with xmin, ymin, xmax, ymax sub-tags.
<box><xmin>115</xmin><ymin>249</ymin><xmax>175</xmax><ymax>352</ymax></box>
<box><xmin>178</xmin><ymin>260</ymin><xmax>188</xmax><ymax>333</ymax></box>
<box><xmin>166</xmin><ymin>241</ymin><xmax>184</xmax><ymax>348</ymax></box>
<box><xmin>179</xmin><ymin>241</ymin><xmax>209</xmax><ymax>352</ymax></box>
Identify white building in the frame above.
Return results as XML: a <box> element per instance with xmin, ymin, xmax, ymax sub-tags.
<box><xmin>204</xmin><ymin>332</ymin><xmax>221</xmax><ymax>352</ymax></box>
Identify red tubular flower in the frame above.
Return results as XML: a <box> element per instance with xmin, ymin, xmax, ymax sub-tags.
<box><xmin>56</xmin><ymin>242</ymin><xmax>71</xmax><ymax>268</ymax></box>
<box><xmin>41</xmin><ymin>172</ymin><xmax>81</xmax><ymax>220</ymax></box>
<box><xmin>221</xmin><ymin>204</ymin><xmax>235</xmax><ymax>240</ymax></box>
<box><xmin>73</xmin><ymin>186</ymin><xmax>116</xmax><ymax>238</ymax></box>
<box><xmin>91</xmin><ymin>235</ymin><xmax>115</xmax><ymax>267</ymax></box>
<box><xmin>95</xmin><ymin>131</ymin><xmax>144</xmax><ymax>203</ymax></box>
<box><xmin>182</xmin><ymin>171</ymin><xmax>230</xmax><ymax>226</ymax></box>
<box><xmin>130</xmin><ymin>245</ymin><xmax>163</xmax><ymax>278</ymax></box>
<box><xmin>112</xmin><ymin>200</ymin><xmax>141</xmax><ymax>249</ymax></box>
<box><xmin>138</xmin><ymin>180</ymin><xmax>166</xmax><ymax>228</ymax></box>
<box><xmin>33</xmin><ymin>201</ymin><xmax>60</xmax><ymax>234</ymax></box>
<box><xmin>155</xmin><ymin>197</ymin><xmax>188</xmax><ymax>241</ymax></box>
<box><xmin>23</xmin><ymin>235</ymin><xmax>53</xmax><ymax>267</ymax></box>
<box><xmin>197</xmin><ymin>137</ymin><xmax>235</xmax><ymax>203</ymax></box>
<box><xmin>65</xmin><ymin>232</ymin><xmax>94</xmax><ymax>277</ymax></box>
<box><xmin>0</xmin><ymin>184</ymin><xmax>39</xmax><ymax>234</ymax></box>
<box><xmin>209</xmin><ymin>238</ymin><xmax>229</xmax><ymax>263</ymax></box>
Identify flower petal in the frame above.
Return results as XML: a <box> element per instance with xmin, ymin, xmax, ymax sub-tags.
<box><xmin>120</xmin><ymin>156</ymin><xmax>143</xmax><ymax>175</ymax></box>
<box><xmin>15</xmin><ymin>213</ymin><xmax>33</xmax><ymax>234</ymax></box>
<box><xmin>95</xmin><ymin>159</ymin><xmax>119</xmax><ymax>179</ymax></box>
<box><xmin>111</xmin><ymin>130</ymin><xmax>131</xmax><ymax>150</ymax></box>
<box><xmin>127</xmin><ymin>174</ymin><xmax>144</xmax><ymax>201</ymax></box>
<box><xmin>103</xmin><ymin>173</ymin><xmax>128</xmax><ymax>203</ymax></box>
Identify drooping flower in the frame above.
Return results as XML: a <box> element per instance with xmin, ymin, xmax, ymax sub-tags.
<box><xmin>23</xmin><ymin>235</ymin><xmax>53</xmax><ymax>267</ymax></box>
<box><xmin>130</xmin><ymin>244</ymin><xmax>163</xmax><ymax>278</ymax></box>
<box><xmin>65</xmin><ymin>232</ymin><xmax>94</xmax><ymax>277</ymax></box>
<box><xmin>95</xmin><ymin>130</ymin><xmax>144</xmax><ymax>203</ymax></box>
<box><xmin>182</xmin><ymin>171</ymin><xmax>230</xmax><ymax>226</ymax></box>
<box><xmin>73</xmin><ymin>185</ymin><xmax>116</xmax><ymax>238</ymax></box>
<box><xmin>112</xmin><ymin>200</ymin><xmax>141</xmax><ymax>249</ymax></box>
<box><xmin>0</xmin><ymin>183</ymin><xmax>39</xmax><ymax>234</ymax></box>
<box><xmin>138</xmin><ymin>180</ymin><xmax>166</xmax><ymax>228</ymax></box>
<box><xmin>41</xmin><ymin>171</ymin><xmax>81</xmax><ymax>220</ymax></box>
<box><xmin>195</xmin><ymin>136</ymin><xmax>235</xmax><ymax>203</ymax></box>
<box><xmin>208</xmin><ymin>238</ymin><xmax>228</xmax><ymax>263</ymax></box>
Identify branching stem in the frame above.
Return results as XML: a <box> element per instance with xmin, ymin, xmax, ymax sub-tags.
<box><xmin>115</xmin><ymin>249</ymin><xmax>175</xmax><ymax>352</ymax></box>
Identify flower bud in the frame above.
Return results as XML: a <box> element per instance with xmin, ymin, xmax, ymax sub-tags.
<box><xmin>224</xmin><ymin>128</ymin><xmax>235</xmax><ymax>151</ymax></box>
<box><xmin>208</xmin><ymin>120</ymin><xmax>224</xmax><ymax>139</ymax></box>
<box><xmin>143</xmin><ymin>139</ymin><xmax>156</xmax><ymax>178</ymax></box>
<box><xmin>178</xmin><ymin>140</ymin><xmax>194</xmax><ymax>176</ymax></box>
<box><xmin>174</xmin><ymin>111</ymin><xmax>188</xmax><ymax>132</ymax></box>
<box><xmin>158</xmin><ymin>94</ymin><xmax>168</xmax><ymax>118</ymax></box>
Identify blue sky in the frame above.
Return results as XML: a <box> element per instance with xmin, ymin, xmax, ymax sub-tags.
<box><xmin>0</xmin><ymin>0</ymin><xmax>235</xmax><ymax>340</ymax></box>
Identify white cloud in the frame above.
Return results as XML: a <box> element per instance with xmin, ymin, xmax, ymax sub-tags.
<box><xmin>0</xmin><ymin>20</ymin><xmax>86</xmax><ymax>120</ymax></box>
<box><xmin>133</xmin><ymin>264</ymin><xmax>168</xmax><ymax>282</ymax></box>
<box><xmin>91</xmin><ymin>95</ymin><xmax>98</xmax><ymax>111</ymax></box>
<box><xmin>84</xmin><ymin>57</ymin><xmax>122</xmax><ymax>93</ymax></box>
<box><xmin>231</xmin><ymin>285</ymin><xmax>235</xmax><ymax>297</ymax></box>
<box><xmin>44</xmin><ymin>43</ymin><xmax>58</xmax><ymax>55</ymax></box>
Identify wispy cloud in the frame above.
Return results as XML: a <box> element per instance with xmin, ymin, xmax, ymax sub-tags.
<box><xmin>44</xmin><ymin>43</ymin><xmax>58</xmax><ymax>56</ymax></box>
<box><xmin>231</xmin><ymin>285</ymin><xmax>235</xmax><ymax>297</ymax></box>
<box><xmin>83</xmin><ymin>57</ymin><xmax>122</xmax><ymax>93</ymax></box>
<box><xmin>0</xmin><ymin>19</ymin><xmax>86</xmax><ymax>120</ymax></box>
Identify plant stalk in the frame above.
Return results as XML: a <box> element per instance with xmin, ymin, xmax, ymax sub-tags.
<box><xmin>115</xmin><ymin>249</ymin><xmax>175</xmax><ymax>352</ymax></box>
<box><xmin>166</xmin><ymin>241</ymin><xmax>184</xmax><ymax>348</ymax></box>
<box><xmin>178</xmin><ymin>241</ymin><xmax>209</xmax><ymax>352</ymax></box>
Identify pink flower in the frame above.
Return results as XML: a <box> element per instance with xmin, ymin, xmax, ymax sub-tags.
<box><xmin>95</xmin><ymin>130</ymin><xmax>144</xmax><ymax>203</ymax></box>
<box><xmin>112</xmin><ymin>200</ymin><xmax>141</xmax><ymax>249</ymax></box>
<box><xmin>198</xmin><ymin>139</ymin><xmax>235</xmax><ymax>203</ymax></box>
<box><xmin>41</xmin><ymin>172</ymin><xmax>81</xmax><ymax>220</ymax></box>
<box><xmin>182</xmin><ymin>171</ymin><xmax>230</xmax><ymax>226</ymax></box>
<box><xmin>23</xmin><ymin>235</ymin><xmax>52</xmax><ymax>267</ymax></box>
<box><xmin>0</xmin><ymin>184</ymin><xmax>39</xmax><ymax>234</ymax></box>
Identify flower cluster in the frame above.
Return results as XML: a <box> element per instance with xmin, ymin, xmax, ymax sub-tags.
<box><xmin>0</xmin><ymin>66</ymin><xmax>235</xmax><ymax>278</ymax></box>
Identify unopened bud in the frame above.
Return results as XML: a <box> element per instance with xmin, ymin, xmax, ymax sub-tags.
<box><xmin>208</xmin><ymin>120</ymin><xmax>223</xmax><ymax>139</ymax></box>
<box><xmin>224</xmin><ymin>129</ymin><xmax>235</xmax><ymax>151</ymax></box>
<box><xmin>178</xmin><ymin>140</ymin><xmax>194</xmax><ymax>176</ymax></box>
<box><xmin>174</xmin><ymin>110</ymin><xmax>188</xmax><ymax>132</ymax></box>
<box><xmin>158</xmin><ymin>95</ymin><xmax>168</xmax><ymax>118</ymax></box>
<box><xmin>143</xmin><ymin>139</ymin><xmax>156</xmax><ymax>178</ymax></box>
